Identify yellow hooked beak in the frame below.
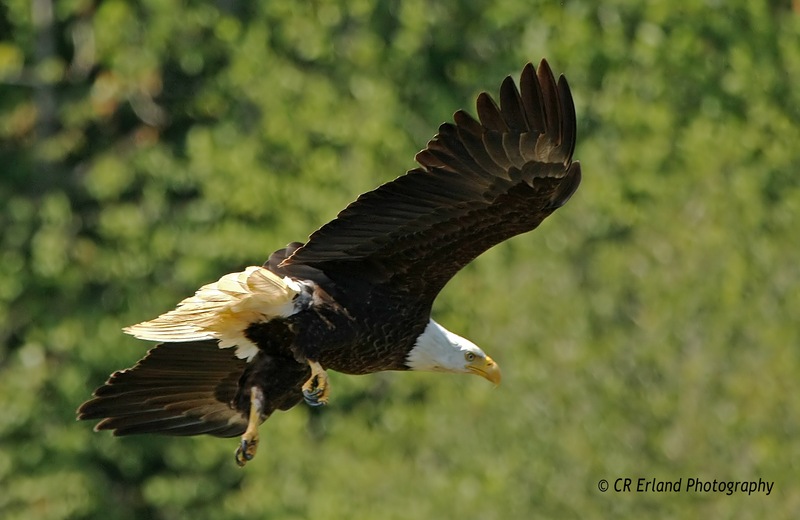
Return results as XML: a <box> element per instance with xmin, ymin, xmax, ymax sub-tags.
<box><xmin>467</xmin><ymin>355</ymin><xmax>502</xmax><ymax>385</ymax></box>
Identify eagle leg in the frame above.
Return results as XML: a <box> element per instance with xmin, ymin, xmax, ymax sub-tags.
<box><xmin>235</xmin><ymin>386</ymin><xmax>265</xmax><ymax>467</ymax></box>
<box><xmin>302</xmin><ymin>361</ymin><xmax>330</xmax><ymax>407</ymax></box>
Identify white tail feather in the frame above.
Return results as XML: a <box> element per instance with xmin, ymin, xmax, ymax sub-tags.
<box><xmin>123</xmin><ymin>266</ymin><xmax>300</xmax><ymax>360</ymax></box>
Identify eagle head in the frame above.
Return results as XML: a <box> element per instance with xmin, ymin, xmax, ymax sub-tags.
<box><xmin>406</xmin><ymin>319</ymin><xmax>501</xmax><ymax>384</ymax></box>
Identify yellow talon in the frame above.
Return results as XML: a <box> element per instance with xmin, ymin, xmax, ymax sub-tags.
<box><xmin>235</xmin><ymin>386</ymin><xmax>264</xmax><ymax>467</ymax></box>
<box><xmin>302</xmin><ymin>361</ymin><xmax>330</xmax><ymax>407</ymax></box>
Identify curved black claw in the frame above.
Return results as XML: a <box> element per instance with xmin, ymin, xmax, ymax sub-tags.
<box><xmin>235</xmin><ymin>437</ymin><xmax>258</xmax><ymax>467</ymax></box>
<box><xmin>303</xmin><ymin>386</ymin><xmax>327</xmax><ymax>407</ymax></box>
<box><xmin>302</xmin><ymin>367</ymin><xmax>330</xmax><ymax>407</ymax></box>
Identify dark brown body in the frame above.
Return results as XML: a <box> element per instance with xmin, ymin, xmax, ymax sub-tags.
<box><xmin>234</xmin><ymin>273</ymin><xmax>431</xmax><ymax>416</ymax></box>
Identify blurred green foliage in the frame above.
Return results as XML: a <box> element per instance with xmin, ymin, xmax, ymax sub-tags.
<box><xmin>2</xmin><ymin>0</ymin><xmax>799</xmax><ymax>518</ymax></box>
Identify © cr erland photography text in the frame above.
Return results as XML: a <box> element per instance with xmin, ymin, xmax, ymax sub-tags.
<box><xmin>597</xmin><ymin>477</ymin><xmax>774</xmax><ymax>496</ymax></box>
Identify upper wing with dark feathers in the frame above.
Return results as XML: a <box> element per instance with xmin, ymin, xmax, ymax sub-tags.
<box><xmin>282</xmin><ymin>60</ymin><xmax>581</xmax><ymax>299</ymax></box>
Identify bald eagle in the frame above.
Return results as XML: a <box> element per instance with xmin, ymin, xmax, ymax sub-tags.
<box><xmin>78</xmin><ymin>60</ymin><xmax>581</xmax><ymax>466</ymax></box>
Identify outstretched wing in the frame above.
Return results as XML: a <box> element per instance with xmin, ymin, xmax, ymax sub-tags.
<box><xmin>282</xmin><ymin>60</ymin><xmax>580</xmax><ymax>299</ymax></box>
<box><xmin>77</xmin><ymin>341</ymin><xmax>248</xmax><ymax>437</ymax></box>
<box><xmin>78</xmin><ymin>340</ymin><xmax>311</xmax><ymax>438</ymax></box>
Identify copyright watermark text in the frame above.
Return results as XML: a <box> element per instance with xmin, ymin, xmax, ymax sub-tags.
<box><xmin>597</xmin><ymin>477</ymin><xmax>774</xmax><ymax>496</ymax></box>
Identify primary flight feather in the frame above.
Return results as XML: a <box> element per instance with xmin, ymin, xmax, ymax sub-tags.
<box><xmin>78</xmin><ymin>60</ymin><xmax>581</xmax><ymax>466</ymax></box>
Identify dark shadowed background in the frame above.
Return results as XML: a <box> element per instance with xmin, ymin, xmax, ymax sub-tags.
<box><xmin>1</xmin><ymin>1</ymin><xmax>798</xmax><ymax>518</ymax></box>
